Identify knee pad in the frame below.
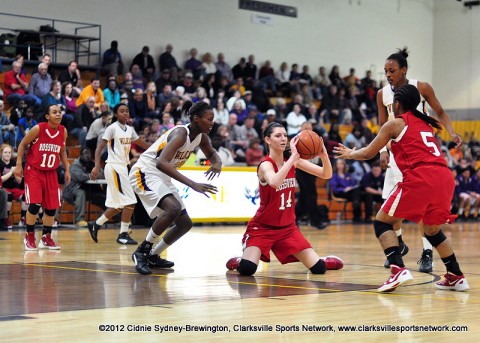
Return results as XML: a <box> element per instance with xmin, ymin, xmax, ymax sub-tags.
<box><xmin>237</xmin><ymin>259</ymin><xmax>257</xmax><ymax>276</ymax></box>
<box><xmin>374</xmin><ymin>220</ymin><xmax>394</xmax><ymax>238</ymax></box>
<box><xmin>28</xmin><ymin>204</ymin><xmax>41</xmax><ymax>215</ymax></box>
<box><xmin>425</xmin><ymin>230</ymin><xmax>447</xmax><ymax>248</ymax></box>
<box><xmin>44</xmin><ymin>208</ymin><xmax>56</xmax><ymax>217</ymax></box>
<box><xmin>310</xmin><ymin>259</ymin><xmax>326</xmax><ymax>274</ymax></box>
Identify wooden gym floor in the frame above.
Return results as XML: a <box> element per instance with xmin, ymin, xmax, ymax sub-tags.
<box><xmin>0</xmin><ymin>221</ymin><xmax>479</xmax><ymax>342</ymax></box>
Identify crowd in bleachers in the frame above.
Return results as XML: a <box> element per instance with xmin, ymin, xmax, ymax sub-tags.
<box><xmin>1</xmin><ymin>41</ymin><xmax>480</xmax><ymax>228</ymax></box>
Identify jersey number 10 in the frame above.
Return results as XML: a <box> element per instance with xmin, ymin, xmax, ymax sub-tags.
<box><xmin>40</xmin><ymin>153</ymin><xmax>57</xmax><ymax>168</ymax></box>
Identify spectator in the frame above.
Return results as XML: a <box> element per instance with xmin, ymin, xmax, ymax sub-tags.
<box><xmin>58</xmin><ymin>61</ymin><xmax>83</xmax><ymax>96</ymax></box>
<box><xmin>130</xmin><ymin>64</ymin><xmax>146</xmax><ymax>91</ymax></box>
<box><xmin>103</xmin><ymin>79</ymin><xmax>121</xmax><ymax>110</ymax></box>
<box><xmin>76</xmin><ymin>78</ymin><xmax>104</xmax><ymax>110</ymax></box>
<box><xmin>41</xmin><ymin>80</ymin><xmax>65</xmax><ymax>117</ymax></box>
<box><xmin>41</xmin><ymin>53</ymin><xmax>55</xmax><ymax>79</ymax></box>
<box><xmin>27</xmin><ymin>62</ymin><xmax>52</xmax><ymax>108</ymax></box>
<box><xmin>215</xmin><ymin>53</ymin><xmax>233</xmax><ymax>83</ymax></box>
<box><xmin>196</xmin><ymin>134</ymin><xmax>235</xmax><ymax>166</ymax></box>
<box><xmin>130</xmin><ymin>46</ymin><xmax>156</xmax><ymax>81</ymax></box>
<box><xmin>102</xmin><ymin>40</ymin><xmax>123</xmax><ymax>77</ymax></box>
<box><xmin>63</xmin><ymin>148</ymin><xmax>107</xmax><ymax>228</ymax></box>
<box><xmin>159</xmin><ymin>44</ymin><xmax>181</xmax><ymax>83</ymax></box>
<box><xmin>2</xmin><ymin>61</ymin><xmax>35</xmax><ymax>106</ymax></box>
<box><xmin>330</xmin><ymin>158</ymin><xmax>362</xmax><ymax>223</ymax></box>
<box><xmin>360</xmin><ymin>162</ymin><xmax>384</xmax><ymax>223</ymax></box>
<box><xmin>201</xmin><ymin>52</ymin><xmax>217</xmax><ymax>79</ymax></box>
<box><xmin>245</xmin><ymin>137</ymin><xmax>264</xmax><ymax>166</ymax></box>
<box><xmin>184</xmin><ymin>48</ymin><xmax>203</xmax><ymax>80</ymax></box>
<box><xmin>286</xmin><ymin>103</ymin><xmax>307</xmax><ymax>138</ymax></box>
<box><xmin>17</xmin><ymin>107</ymin><xmax>37</xmax><ymax>145</ymax></box>
<box><xmin>232</xmin><ymin>57</ymin><xmax>247</xmax><ymax>81</ymax></box>
<box><xmin>0</xmin><ymin>101</ymin><xmax>16</xmax><ymax>147</ymax></box>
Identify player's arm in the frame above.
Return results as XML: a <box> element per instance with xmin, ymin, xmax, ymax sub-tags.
<box><xmin>260</xmin><ymin>137</ymin><xmax>300</xmax><ymax>189</ymax></box>
<box><xmin>132</xmin><ymin>137</ymin><xmax>151</xmax><ymax>150</ymax></box>
<box><xmin>418</xmin><ymin>81</ymin><xmax>462</xmax><ymax>148</ymax></box>
<box><xmin>376</xmin><ymin>89</ymin><xmax>390</xmax><ymax>169</ymax></box>
<box><xmin>90</xmin><ymin>138</ymin><xmax>108</xmax><ymax>180</ymax></box>
<box><xmin>334</xmin><ymin>120</ymin><xmax>401</xmax><ymax>161</ymax></box>
<box><xmin>157</xmin><ymin>128</ymin><xmax>217</xmax><ymax>197</ymax></box>
<box><xmin>295</xmin><ymin>137</ymin><xmax>332</xmax><ymax>179</ymax></box>
<box><xmin>61</xmin><ymin>127</ymin><xmax>71</xmax><ymax>185</ymax></box>
<box><xmin>198</xmin><ymin>133</ymin><xmax>222</xmax><ymax>181</ymax></box>
<box><xmin>14</xmin><ymin>125</ymin><xmax>40</xmax><ymax>178</ymax></box>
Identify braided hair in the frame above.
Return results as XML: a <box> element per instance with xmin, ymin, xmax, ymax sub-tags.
<box><xmin>387</xmin><ymin>47</ymin><xmax>409</xmax><ymax>69</ymax></box>
<box><xmin>182</xmin><ymin>100</ymin><xmax>213</xmax><ymax>122</ymax></box>
<box><xmin>394</xmin><ymin>84</ymin><xmax>442</xmax><ymax>130</ymax></box>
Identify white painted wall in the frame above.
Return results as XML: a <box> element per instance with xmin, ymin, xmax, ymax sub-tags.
<box><xmin>1</xmin><ymin>0</ymin><xmax>477</xmax><ymax>114</ymax></box>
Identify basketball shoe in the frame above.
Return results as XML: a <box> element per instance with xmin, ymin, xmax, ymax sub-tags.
<box><xmin>384</xmin><ymin>242</ymin><xmax>409</xmax><ymax>268</ymax></box>
<box><xmin>87</xmin><ymin>221</ymin><xmax>101</xmax><ymax>243</ymax></box>
<box><xmin>435</xmin><ymin>273</ymin><xmax>469</xmax><ymax>291</ymax></box>
<box><xmin>378</xmin><ymin>265</ymin><xmax>413</xmax><ymax>293</ymax></box>
<box><xmin>24</xmin><ymin>232</ymin><xmax>37</xmax><ymax>251</ymax></box>
<box><xmin>417</xmin><ymin>249</ymin><xmax>433</xmax><ymax>273</ymax></box>
<box><xmin>226</xmin><ymin>257</ymin><xmax>241</xmax><ymax>270</ymax></box>
<box><xmin>117</xmin><ymin>232</ymin><xmax>138</xmax><ymax>245</ymax></box>
<box><xmin>148</xmin><ymin>254</ymin><xmax>174</xmax><ymax>269</ymax></box>
<box><xmin>132</xmin><ymin>249</ymin><xmax>152</xmax><ymax>275</ymax></box>
<box><xmin>38</xmin><ymin>233</ymin><xmax>61</xmax><ymax>250</ymax></box>
<box><xmin>322</xmin><ymin>255</ymin><xmax>344</xmax><ymax>270</ymax></box>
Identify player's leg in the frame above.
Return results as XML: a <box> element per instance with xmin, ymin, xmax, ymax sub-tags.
<box><xmin>133</xmin><ymin>195</ymin><xmax>181</xmax><ymax>275</ymax></box>
<box><xmin>417</xmin><ymin>221</ymin><xmax>433</xmax><ymax>273</ymax></box>
<box><xmin>375</xmin><ymin>210</ymin><xmax>413</xmax><ymax>292</ymax></box>
<box><xmin>423</xmin><ymin>224</ymin><xmax>469</xmax><ymax>291</ymax></box>
<box><xmin>38</xmin><ymin>208</ymin><xmax>61</xmax><ymax>250</ymax></box>
<box><xmin>384</xmin><ymin>219</ymin><xmax>409</xmax><ymax>268</ymax></box>
<box><xmin>236</xmin><ymin>246</ymin><xmax>262</xmax><ymax>276</ymax></box>
<box><xmin>115</xmin><ymin>205</ymin><xmax>137</xmax><ymax>245</ymax></box>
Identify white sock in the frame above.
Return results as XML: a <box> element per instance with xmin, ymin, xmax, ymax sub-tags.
<box><xmin>146</xmin><ymin>228</ymin><xmax>159</xmax><ymax>243</ymax></box>
<box><xmin>151</xmin><ymin>239</ymin><xmax>170</xmax><ymax>255</ymax></box>
<box><xmin>458</xmin><ymin>208</ymin><xmax>464</xmax><ymax>216</ymax></box>
<box><xmin>120</xmin><ymin>222</ymin><xmax>130</xmax><ymax>234</ymax></box>
<box><xmin>96</xmin><ymin>215</ymin><xmax>109</xmax><ymax>226</ymax></box>
<box><xmin>422</xmin><ymin>236</ymin><xmax>433</xmax><ymax>251</ymax></box>
<box><xmin>396</xmin><ymin>229</ymin><xmax>402</xmax><ymax>237</ymax></box>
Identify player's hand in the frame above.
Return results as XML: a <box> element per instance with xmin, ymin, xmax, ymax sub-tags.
<box><xmin>450</xmin><ymin>133</ymin><xmax>462</xmax><ymax>149</ymax></box>
<box><xmin>333</xmin><ymin>143</ymin><xmax>355</xmax><ymax>159</ymax></box>
<box><xmin>90</xmin><ymin>166</ymin><xmax>99</xmax><ymax>181</ymax></box>
<box><xmin>204</xmin><ymin>161</ymin><xmax>221</xmax><ymax>181</ymax></box>
<box><xmin>14</xmin><ymin>163</ymin><xmax>23</xmax><ymax>179</ymax></box>
<box><xmin>289</xmin><ymin>136</ymin><xmax>300</xmax><ymax>161</ymax></box>
<box><xmin>191</xmin><ymin>182</ymin><xmax>218</xmax><ymax>198</ymax></box>
<box><xmin>379</xmin><ymin>151</ymin><xmax>390</xmax><ymax>169</ymax></box>
<box><xmin>317</xmin><ymin>137</ymin><xmax>328</xmax><ymax>158</ymax></box>
<box><xmin>64</xmin><ymin>171</ymin><xmax>71</xmax><ymax>185</ymax></box>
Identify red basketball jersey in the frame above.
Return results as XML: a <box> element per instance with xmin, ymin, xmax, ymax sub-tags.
<box><xmin>249</xmin><ymin>156</ymin><xmax>296</xmax><ymax>228</ymax></box>
<box><xmin>26</xmin><ymin>122</ymin><xmax>65</xmax><ymax>170</ymax></box>
<box><xmin>391</xmin><ymin>112</ymin><xmax>447</xmax><ymax>173</ymax></box>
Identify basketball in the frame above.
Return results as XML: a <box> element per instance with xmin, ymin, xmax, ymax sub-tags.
<box><xmin>295</xmin><ymin>130</ymin><xmax>323</xmax><ymax>159</ymax></box>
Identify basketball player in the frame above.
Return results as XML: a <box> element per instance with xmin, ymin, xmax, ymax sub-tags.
<box><xmin>15</xmin><ymin>104</ymin><xmax>71</xmax><ymax>250</ymax></box>
<box><xmin>129</xmin><ymin>101</ymin><xmax>221</xmax><ymax>275</ymax></box>
<box><xmin>335</xmin><ymin>84</ymin><xmax>468</xmax><ymax>292</ymax></box>
<box><xmin>88</xmin><ymin>103</ymin><xmax>150</xmax><ymax>245</ymax></box>
<box><xmin>378</xmin><ymin>47</ymin><xmax>462</xmax><ymax>273</ymax></box>
<box><xmin>226</xmin><ymin>122</ymin><xmax>343</xmax><ymax>276</ymax></box>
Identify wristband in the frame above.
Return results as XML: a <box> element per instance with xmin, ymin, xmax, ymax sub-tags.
<box><xmin>380</xmin><ymin>146</ymin><xmax>388</xmax><ymax>153</ymax></box>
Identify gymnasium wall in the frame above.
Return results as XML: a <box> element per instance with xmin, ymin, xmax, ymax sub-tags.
<box><xmin>1</xmin><ymin>0</ymin><xmax>478</xmax><ymax>117</ymax></box>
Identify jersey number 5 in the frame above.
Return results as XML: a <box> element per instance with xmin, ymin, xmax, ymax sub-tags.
<box><xmin>40</xmin><ymin>153</ymin><xmax>56</xmax><ymax>168</ymax></box>
<box><xmin>279</xmin><ymin>191</ymin><xmax>292</xmax><ymax>210</ymax></box>
<box><xmin>420</xmin><ymin>131</ymin><xmax>441</xmax><ymax>157</ymax></box>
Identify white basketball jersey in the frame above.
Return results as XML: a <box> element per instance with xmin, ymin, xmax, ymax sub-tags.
<box><xmin>134</xmin><ymin>124</ymin><xmax>202</xmax><ymax>176</ymax></box>
<box><xmin>382</xmin><ymin>79</ymin><xmax>428</xmax><ymax>121</ymax></box>
<box><xmin>102</xmin><ymin>121</ymin><xmax>139</xmax><ymax>165</ymax></box>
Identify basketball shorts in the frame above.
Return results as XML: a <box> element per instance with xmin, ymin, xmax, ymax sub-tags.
<box><xmin>382</xmin><ymin>151</ymin><xmax>403</xmax><ymax>199</ymax></box>
<box><xmin>382</xmin><ymin>165</ymin><xmax>455</xmax><ymax>225</ymax></box>
<box><xmin>129</xmin><ymin>167</ymin><xmax>184</xmax><ymax>219</ymax></box>
<box><xmin>4</xmin><ymin>187</ymin><xmax>24</xmax><ymax>200</ymax></box>
<box><xmin>242</xmin><ymin>223</ymin><xmax>312</xmax><ymax>264</ymax></box>
<box><xmin>104</xmin><ymin>163</ymin><xmax>137</xmax><ymax>209</ymax></box>
<box><xmin>24</xmin><ymin>165</ymin><xmax>60</xmax><ymax>209</ymax></box>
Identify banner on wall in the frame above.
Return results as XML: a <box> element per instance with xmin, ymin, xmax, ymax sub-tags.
<box><xmin>172</xmin><ymin>167</ymin><xmax>260</xmax><ymax>223</ymax></box>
